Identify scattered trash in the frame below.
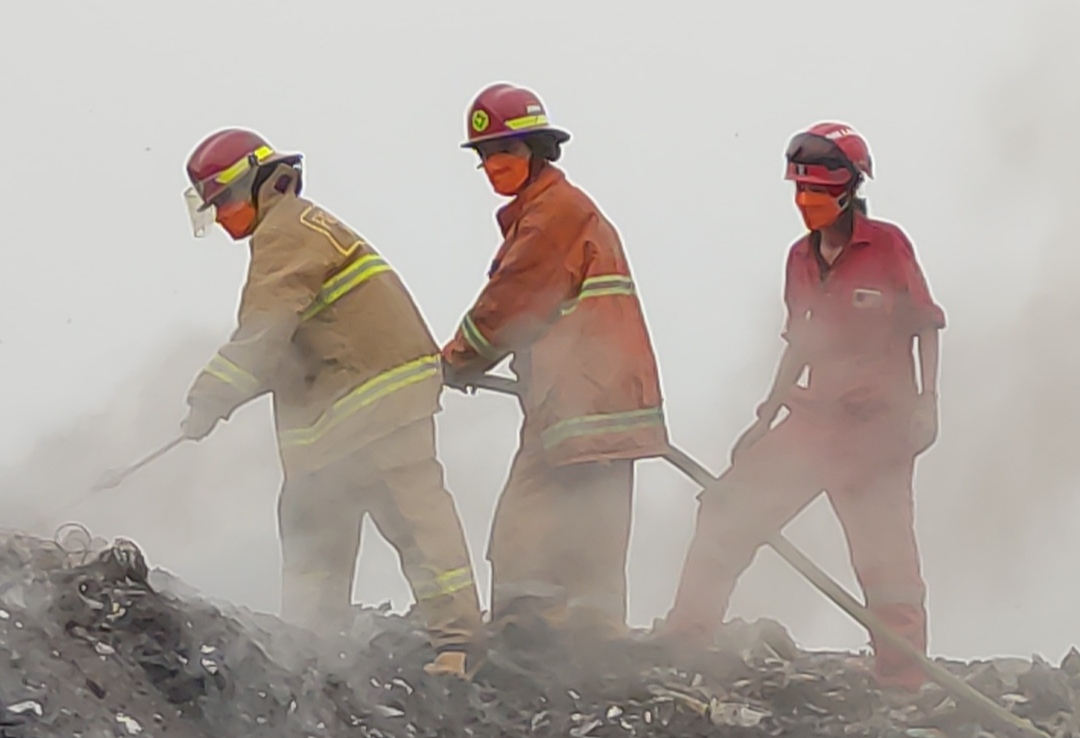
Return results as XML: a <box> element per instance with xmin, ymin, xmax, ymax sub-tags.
<box><xmin>0</xmin><ymin>528</ymin><xmax>1076</xmax><ymax>737</ymax></box>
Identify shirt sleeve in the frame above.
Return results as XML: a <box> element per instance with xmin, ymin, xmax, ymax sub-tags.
<box><xmin>187</xmin><ymin>227</ymin><xmax>331</xmax><ymax>417</ymax></box>
<box><xmin>894</xmin><ymin>235</ymin><xmax>946</xmax><ymax>333</ymax></box>
<box><xmin>442</xmin><ymin>225</ymin><xmax>578</xmax><ymax>374</ymax></box>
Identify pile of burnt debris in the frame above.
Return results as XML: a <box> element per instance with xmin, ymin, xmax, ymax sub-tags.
<box><xmin>0</xmin><ymin>529</ymin><xmax>1077</xmax><ymax>738</ymax></box>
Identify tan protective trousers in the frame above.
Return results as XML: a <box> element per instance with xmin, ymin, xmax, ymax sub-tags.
<box><xmin>487</xmin><ymin>443</ymin><xmax>634</xmax><ymax>638</ymax></box>
<box><xmin>277</xmin><ymin>417</ymin><xmax>482</xmax><ymax>652</ymax></box>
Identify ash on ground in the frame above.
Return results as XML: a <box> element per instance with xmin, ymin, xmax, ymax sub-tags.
<box><xmin>1</xmin><ymin>529</ymin><xmax>1077</xmax><ymax>738</ymax></box>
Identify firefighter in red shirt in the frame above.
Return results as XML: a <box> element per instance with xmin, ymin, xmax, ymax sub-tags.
<box><xmin>664</xmin><ymin>123</ymin><xmax>944</xmax><ymax>691</ymax></box>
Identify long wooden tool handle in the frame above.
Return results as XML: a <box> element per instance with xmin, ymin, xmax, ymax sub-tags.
<box><xmin>663</xmin><ymin>446</ymin><xmax>1049</xmax><ymax>738</ymax></box>
<box><xmin>467</xmin><ymin>375</ymin><xmax>1048</xmax><ymax>738</ymax></box>
<box><xmin>91</xmin><ymin>436</ymin><xmax>186</xmax><ymax>492</ymax></box>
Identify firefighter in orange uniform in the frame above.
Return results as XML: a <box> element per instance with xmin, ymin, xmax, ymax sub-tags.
<box><xmin>181</xmin><ymin>128</ymin><xmax>482</xmax><ymax>676</ymax></box>
<box><xmin>442</xmin><ymin>84</ymin><xmax>669</xmax><ymax>638</ymax></box>
<box><xmin>664</xmin><ymin>123</ymin><xmax>944</xmax><ymax>691</ymax></box>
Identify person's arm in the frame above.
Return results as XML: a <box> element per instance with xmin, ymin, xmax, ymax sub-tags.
<box><xmin>442</xmin><ymin>226</ymin><xmax>576</xmax><ymax>377</ymax></box>
<box><xmin>185</xmin><ymin>228</ymin><xmax>329</xmax><ymax>430</ymax></box>
<box><xmin>755</xmin><ymin>342</ymin><xmax>806</xmax><ymax>423</ymax></box>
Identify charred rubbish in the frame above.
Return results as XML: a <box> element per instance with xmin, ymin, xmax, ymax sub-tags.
<box><xmin>0</xmin><ymin>529</ymin><xmax>1077</xmax><ymax>737</ymax></box>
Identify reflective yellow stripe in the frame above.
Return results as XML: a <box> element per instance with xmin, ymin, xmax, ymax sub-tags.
<box><xmin>541</xmin><ymin>406</ymin><xmax>664</xmax><ymax>450</ymax></box>
<box><xmin>504</xmin><ymin>114</ymin><xmax>549</xmax><ymax>131</ymax></box>
<box><xmin>461</xmin><ymin>314</ymin><xmax>500</xmax><ymax>360</ymax></box>
<box><xmin>280</xmin><ymin>356</ymin><xmax>440</xmax><ymax>448</ymax></box>
<box><xmin>561</xmin><ymin>274</ymin><xmax>637</xmax><ymax>316</ymax></box>
<box><xmin>214</xmin><ymin>145</ymin><xmax>275</xmax><ymax>186</ymax></box>
<box><xmin>416</xmin><ymin>566</ymin><xmax>474</xmax><ymax>601</ymax></box>
<box><xmin>203</xmin><ymin>353</ymin><xmax>259</xmax><ymax>395</ymax></box>
<box><xmin>301</xmin><ymin>254</ymin><xmax>391</xmax><ymax>321</ymax></box>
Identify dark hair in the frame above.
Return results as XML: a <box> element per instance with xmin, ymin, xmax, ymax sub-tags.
<box><xmin>524</xmin><ymin>132</ymin><xmax>563</xmax><ymax>162</ymax></box>
<box><xmin>252</xmin><ymin>158</ymin><xmax>303</xmax><ymax>200</ymax></box>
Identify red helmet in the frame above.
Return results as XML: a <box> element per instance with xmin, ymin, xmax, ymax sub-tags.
<box><xmin>462</xmin><ymin>83</ymin><xmax>571</xmax><ymax>148</ymax></box>
<box><xmin>785</xmin><ymin>122</ymin><xmax>873</xmax><ymax>187</ymax></box>
<box><xmin>185</xmin><ymin>128</ymin><xmax>300</xmax><ymax>208</ymax></box>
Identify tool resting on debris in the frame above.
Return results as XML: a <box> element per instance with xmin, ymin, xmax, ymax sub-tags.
<box><xmin>465</xmin><ymin>373</ymin><xmax>1050</xmax><ymax>738</ymax></box>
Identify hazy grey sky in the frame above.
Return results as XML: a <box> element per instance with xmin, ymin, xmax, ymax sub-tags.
<box><xmin>1</xmin><ymin>1</ymin><xmax>1076</xmax><ymax>662</ymax></box>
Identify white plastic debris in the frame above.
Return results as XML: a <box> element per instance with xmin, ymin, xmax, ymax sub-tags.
<box><xmin>115</xmin><ymin>713</ymin><xmax>143</xmax><ymax>735</ymax></box>
<box><xmin>9</xmin><ymin>700</ymin><xmax>43</xmax><ymax>717</ymax></box>
<box><xmin>94</xmin><ymin>642</ymin><xmax>116</xmax><ymax>655</ymax></box>
<box><xmin>709</xmin><ymin>702</ymin><xmax>768</xmax><ymax>728</ymax></box>
<box><xmin>606</xmin><ymin>705</ymin><xmax>623</xmax><ymax>720</ymax></box>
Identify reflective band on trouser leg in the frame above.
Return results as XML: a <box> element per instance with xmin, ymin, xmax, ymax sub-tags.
<box><xmin>460</xmin><ymin>314</ymin><xmax>501</xmax><ymax>361</ymax></box>
<box><xmin>541</xmin><ymin>406</ymin><xmax>665</xmax><ymax>451</ymax></box>
<box><xmin>414</xmin><ymin>566</ymin><xmax>474</xmax><ymax>602</ymax></box>
<box><xmin>301</xmin><ymin>254</ymin><xmax>392</xmax><ymax>321</ymax></box>
<box><xmin>560</xmin><ymin>274</ymin><xmax>637</xmax><ymax>317</ymax></box>
<box><xmin>279</xmin><ymin>356</ymin><xmax>441</xmax><ymax>449</ymax></box>
<box><xmin>203</xmin><ymin>353</ymin><xmax>259</xmax><ymax>395</ymax></box>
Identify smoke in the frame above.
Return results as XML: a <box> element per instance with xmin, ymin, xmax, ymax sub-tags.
<box><xmin>2</xmin><ymin>1</ymin><xmax>1078</xmax><ymax>665</ymax></box>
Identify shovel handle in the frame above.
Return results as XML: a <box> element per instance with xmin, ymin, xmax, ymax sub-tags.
<box><xmin>91</xmin><ymin>436</ymin><xmax>185</xmax><ymax>492</ymax></box>
<box><xmin>469</xmin><ymin>374</ymin><xmax>1049</xmax><ymax>738</ymax></box>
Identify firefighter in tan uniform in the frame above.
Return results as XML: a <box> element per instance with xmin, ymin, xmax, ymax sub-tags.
<box><xmin>180</xmin><ymin>128</ymin><xmax>482</xmax><ymax>676</ymax></box>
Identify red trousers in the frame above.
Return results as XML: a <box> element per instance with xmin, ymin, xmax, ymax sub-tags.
<box><xmin>667</xmin><ymin>404</ymin><xmax>927</xmax><ymax>690</ymax></box>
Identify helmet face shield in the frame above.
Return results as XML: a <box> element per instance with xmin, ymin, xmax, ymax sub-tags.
<box><xmin>183</xmin><ymin>186</ymin><xmax>216</xmax><ymax>238</ymax></box>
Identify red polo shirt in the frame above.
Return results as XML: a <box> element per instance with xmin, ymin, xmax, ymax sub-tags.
<box><xmin>782</xmin><ymin>213</ymin><xmax>945</xmax><ymax>419</ymax></box>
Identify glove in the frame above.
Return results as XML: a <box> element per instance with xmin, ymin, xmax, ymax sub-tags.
<box><xmin>181</xmin><ymin>403</ymin><xmax>222</xmax><ymax>441</ymax></box>
<box><xmin>441</xmin><ymin>362</ymin><xmax>477</xmax><ymax>395</ymax></box>
<box><xmin>910</xmin><ymin>392</ymin><xmax>939</xmax><ymax>456</ymax></box>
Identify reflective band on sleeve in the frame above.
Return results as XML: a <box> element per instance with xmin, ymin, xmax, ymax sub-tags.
<box><xmin>460</xmin><ymin>314</ymin><xmax>501</xmax><ymax>361</ymax></box>
<box><xmin>203</xmin><ymin>353</ymin><xmax>259</xmax><ymax>395</ymax></box>
<box><xmin>301</xmin><ymin>253</ymin><xmax>391</xmax><ymax>321</ymax></box>
<box><xmin>560</xmin><ymin>274</ymin><xmax>637</xmax><ymax>317</ymax></box>
<box><xmin>279</xmin><ymin>355</ymin><xmax>441</xmax><ymax>448</ymax></box>
<box><xmin>415</xmin><ymin>566</ymin><xmax>474</xmax><ymax>601</ymax></box>
<box><xmin>541</xmin><ymin>406</ymin><xmax>665</xmax><ymax>450</ymax></box>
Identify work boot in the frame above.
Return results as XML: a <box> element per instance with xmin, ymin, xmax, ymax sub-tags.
<box><xmin>423</xmin><ymin>650</ymin><xmax>467</xmax><ymax>678</ymax></box>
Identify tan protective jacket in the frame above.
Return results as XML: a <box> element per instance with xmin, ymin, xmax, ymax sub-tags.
<box><xmin>187</xmin><ymin>167</ymin><xmax>441</xmax><ymax>472</ymax></box>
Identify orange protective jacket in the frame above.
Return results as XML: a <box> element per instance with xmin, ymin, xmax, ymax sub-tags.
<box><xmin>443</xmin><ymin>165</ymin><xmax>668</xmax><ymax>466</ymax></box>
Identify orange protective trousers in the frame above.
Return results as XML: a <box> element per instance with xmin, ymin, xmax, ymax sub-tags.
<box><xmin>667</xmin><ymin>406</ymin><xmax>927</xmax><ymax>690</ymax></box>
<box><xmin>487</xmin><ymin>443</ymin><xmax>634</xmax><ymax>637</ymax></box>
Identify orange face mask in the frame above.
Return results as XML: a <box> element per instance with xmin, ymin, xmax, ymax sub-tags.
<box><xmin>795</xmin><ymin>189</ymin><xmax>849</xmax><ymax>231</ymax></box>
<box><xmin>483</xmin><ymin>153</ymin><xmax>530</xmax><ymax>196</ymax></box>
<box><xmin>216</xmin><ymin>200</ymin><xmax>257</xmax><ymax>240</ymax></box>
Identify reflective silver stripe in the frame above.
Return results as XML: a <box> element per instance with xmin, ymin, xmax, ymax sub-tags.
<box><xmin>541</xmin><ymin>406</ymin><xmax>665</xmax><ymax>450</ymax></box>
<box><xmin>415</xmin><ymin>566</ymin><xmax>474</xmax><ymax>601</ymax></box>
<box><xmin>280</xmin><ymin>355</ymin><xmax>440</xmax><ymax>448</ymax></box>
<box><xmin>302</xmin><ymin>253</ymin><xmax>391</xmax><ymax>321</ymax></box>
<box><xmin>460</xmin><ymin>313</ymin><xmax>501</xmax><ymax>360</ymax></box>
<box><xmin>561</xmin><ymin>274</ymin><xmax>637</xmax><ymax>316</ymax></box>
<box><xmin>203</xmin><ymin>353</ymin><xmax>259</xmax><ymax>395</ymax></box>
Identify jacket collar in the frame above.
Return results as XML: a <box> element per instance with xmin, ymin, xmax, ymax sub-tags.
<box><xmin>496</xmin><ymin>164</ymin><xmax>565</xmax><ymax>234</ymax></box>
